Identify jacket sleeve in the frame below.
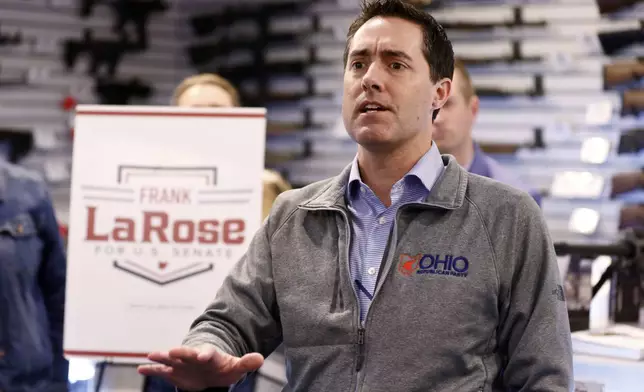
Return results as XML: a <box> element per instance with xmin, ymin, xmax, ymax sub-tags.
<box><xmin>35</xmin><ymin>192</ymin><xmax>69</xmax><ymax>387</ymax></box>
<box><xmin>181</xmin><ymin>214</ymin><xmax>282</xmax><ymax>359</ymax></box>
<box><xmin>496</xmin><ymin>196</ymin><xmax>574</xmax><ymax>391</ymax></box>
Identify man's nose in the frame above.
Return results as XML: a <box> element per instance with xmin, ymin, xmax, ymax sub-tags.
<box><xmin>361</xmin><ymin>64</ymin><xmax>384</xmax><ymax>93</ymax></box>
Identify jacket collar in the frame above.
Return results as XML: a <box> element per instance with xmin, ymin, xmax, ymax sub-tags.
<box><xmin>300</xmin><ymin>154</ymin><xmax>467</xmax><ymax>211</ymax></box>
<box><xmin>347</xmin><ymin>142</ymin><xmax>444</xmax><ymax>200</ymax></box>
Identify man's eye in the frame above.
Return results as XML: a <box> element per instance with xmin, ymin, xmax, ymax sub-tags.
<box><xmin>351</xmin><ymin>62</ymin><xmax>364</xmax><ymax>70</ymax></box>
<box><xmin>390</xmin><ymin>62</ymin><xmax>403</xmax><ymax>70</ymax></box>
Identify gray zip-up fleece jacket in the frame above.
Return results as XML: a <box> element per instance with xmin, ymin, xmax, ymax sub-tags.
<box><xmin>183</xmin><ymin>155</ymin><xmax>574</xmax><ymax>392</ymax></box>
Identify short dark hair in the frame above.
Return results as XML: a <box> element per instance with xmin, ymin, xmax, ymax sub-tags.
<box><xmin>343</xmin><ymin>0</ymin><xmax>454</xmax><ymax>83</ymax></box>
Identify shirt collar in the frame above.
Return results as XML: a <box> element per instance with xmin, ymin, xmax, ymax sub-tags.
<box><xmin>347</xmin><ymin>142</ymin><xmax>444</xmax><ymax>199</ymax></box>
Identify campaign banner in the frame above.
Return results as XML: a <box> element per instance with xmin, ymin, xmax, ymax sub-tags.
<box><xmin>63</xmin><ymin>105</ymin><xmax>266</xmax><ymax>363</ymax></box>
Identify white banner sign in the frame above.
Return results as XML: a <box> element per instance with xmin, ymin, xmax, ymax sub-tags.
<box><xmin>63</xmin><ymin>105</ymin><xmax>266</xmax><ymax>362</ymax></box>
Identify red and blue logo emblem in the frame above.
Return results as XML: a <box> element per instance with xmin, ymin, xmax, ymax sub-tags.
<box><xmin>398</xmin><ymin>253</ymin><xmax>469</xmax><ymax>278</ymax></box>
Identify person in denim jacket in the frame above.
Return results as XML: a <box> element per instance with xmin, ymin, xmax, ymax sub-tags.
<box><xmin>0</xmin><ymin>158</ymin><xmax>69</xmax><ymax>391</ymax></box>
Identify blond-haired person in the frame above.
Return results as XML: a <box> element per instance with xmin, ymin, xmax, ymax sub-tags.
<box><xmin>172</xmin><ymin>73</ymin><xmax>291</xmax><ymax>220</ymax></box>
<box><xmin>143</xmin><ymin>73</ymin><xmax>290</xmax><ymax>392</ymax></box>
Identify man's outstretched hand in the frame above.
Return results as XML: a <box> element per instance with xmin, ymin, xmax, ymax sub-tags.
<box><xmin>137</xmin><ymin>344</ymin><xmax>264</xmax><ymax>391</ymax></box>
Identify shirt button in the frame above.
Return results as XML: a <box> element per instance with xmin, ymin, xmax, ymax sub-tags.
<box><xmin>378</xmin><ymin>217</ymin><xmax>386</xmax><ymax>224</ymax></box>
<box><xmin>367</xmin><ymin>267</ymin><xmax>377</xmax><ymax>275</ymax></box>
<box><xmin>360</xmin><ymin>187</ymin><xmax>366</xmax><ymax>193</ymax></box>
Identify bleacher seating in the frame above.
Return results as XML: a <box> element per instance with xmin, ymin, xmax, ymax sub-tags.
<box><xmin>242</xmin><ymin>0</ymin><xmax>644</xmax><ymax>247</ymax></box>
<box><xmin>0</xmin><ymin>0</ymin><xmax>194</xmax><ymax>225</ymax></box>
<box><xmin>4</xmin><ymin>0</ymin><xmax>636</xmax><ymax>244</ymax></box>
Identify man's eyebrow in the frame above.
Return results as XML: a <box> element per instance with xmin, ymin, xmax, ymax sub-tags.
<box><xmin>381</xmin><ymin>49</ymin><xmax>413</xmax><ymax>62</ymax></box>
<box><xmin>348</xmin><ymin>48</ymin><xmax>370</xmax><ymax>59</ymax></box>
<box><xmin>348</xmin><ymin>48</ymin><xmax>414</xmax><ymax>62</ymax></box>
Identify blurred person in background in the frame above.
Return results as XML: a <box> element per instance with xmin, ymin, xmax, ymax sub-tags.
<box><xmin>172</xmin><ymin>73</ymin><xmax>292</xmax><ymax>220</ymax></box>
<box><xmin>0</xmin><ymin>144</ymin><xmax>69</xmax><ymax>391</ymax></box>
<box><xmin>433</xmin><ymin>59</ymin><xmax>542</xmax><ymax>205</ymax></box>
<box><xmin>172</xmin><ymin>73</ymin><xmax>241</xmax><ymax>108</ymax></box>
<box><xmin>143</xmin><ymin>73</ymin><xmax>291</xmax><ymax>392</ymax></box>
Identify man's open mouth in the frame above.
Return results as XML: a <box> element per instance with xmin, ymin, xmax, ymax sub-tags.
<box><xmin>359</xmin><ymin>103</ymin><xmax>387</xmax><ymax>113</ymax></box>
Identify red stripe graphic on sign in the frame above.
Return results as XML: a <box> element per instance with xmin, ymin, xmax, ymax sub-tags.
<box><xmin>75</xmin><ymin>110</ymin><xmax>265</xmax><ymax>118</ymax></box>
<box><xmin>64</xmin><ymin>350</ymin><xmax>149</xmax><ymax>358</ymax></box>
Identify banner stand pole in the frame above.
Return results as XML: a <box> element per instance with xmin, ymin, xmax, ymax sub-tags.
<box><xmin>94</xmin><ymin>361</ymin><xmax>108</xmax><ymax>392</ymax></box>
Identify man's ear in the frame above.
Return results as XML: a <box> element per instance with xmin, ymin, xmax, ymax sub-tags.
<box><xmin>470</xmin><ymin>94</ymin><xmax>480</xmax><ymax>117</ymax></box>
<box><xmin>432</xmin><ymin>77</ymin><xmax>452</xmax><ymax>110</ymax></box>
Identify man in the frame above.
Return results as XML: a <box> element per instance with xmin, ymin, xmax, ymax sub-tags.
<box><xmin>433</xmin><ymin>59</ymin><xmax>542</xmax><ymax>205</ymax></box>
<box><xmin>0</xmin><ymin>155</ymin><xmax>69</xmax><ymax>391</ymax></box>
<box><xmin>139</xmin><ymin>1</ymin><xmax>573</xmax><ymax>391</ymax></box>
<box><xmin>144</xmin><ymin>73</ymin><xmax>291</xmax><ymax>392</ymax></box>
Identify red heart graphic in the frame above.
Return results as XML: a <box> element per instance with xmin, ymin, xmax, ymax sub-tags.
<box><xmin>158</xmin><ymin>261</ymin><xmax>168</xmax><ymax>270</ymax></box>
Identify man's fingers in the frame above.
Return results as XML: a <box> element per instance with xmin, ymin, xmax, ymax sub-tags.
<box><xmin>140</xmin><ymin>347</ymin><xmax>263</xmax><ymax>390</ymax></box>
<box><xmin>152</xmin><ymin>356</ymin><xmax>184</xmax><ymax>368</ymax></box>
<box><xmin>196</xmin><ymin>344</ymin><xmax>221</xmax><ymax>362</ymax></box>
<box><xmin>147</xmin><ymin>350</ymin><xmax>184</xmax><ymax>368</ymax></box>
<box><xmin>168</xmin><ymin>346</ymin><xmax>201</xmax><ymax>362</ymax></box>
<box><xmin>235</xmin><ymin>353</ymin><xmax>264</xmax><ymax>373</ymax></box>
<box><xmin>147</xmin><ymin>351</ymin><xmax>170</xmax><ymax>362</ymax></box>
<box><xmin>137</xmin><ymin>363</ymin><xmax>172</xmax><ymax>377</ymax></box>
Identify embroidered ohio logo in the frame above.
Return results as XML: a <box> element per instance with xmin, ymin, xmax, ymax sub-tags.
<box><xmin>398</xmin><ymin>253</ymin><xmax>469</xmax><ymax>278</ymax></box>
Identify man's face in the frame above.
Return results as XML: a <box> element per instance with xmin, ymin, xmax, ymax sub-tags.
<box><xmin>176</xmin><ymin>84</ymin><xmax>235</xmax><ymax>107</ymax></box>
<box><xmin>432</xmin><ymin>69</ymin><xmax>479</xmax><ymax>154</ymax></box>
<box><xmin>342</xmin><ymin>16</ymin><xmax>449</xmax><ymax>151</ymax></box>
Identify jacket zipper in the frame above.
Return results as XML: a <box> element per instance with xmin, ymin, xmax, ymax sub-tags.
<box><xmin>356</xmin><ymin>327</ymin><xmax>366</xmax><ymax>371</ymax></box>
<box><xmin>352</xmin><ymin>205</ymin><xmax>410</xmax><ymax>392</ymax></box>
<box><xmin>354</xmin><ymin>209</ymin><xmax>402</xmax><ymax>392</ymax></box>
<box><xmin>336</xmin><ymin>208</ymin><xmax>365</xmax><ymax>389</ymax></box>
<box><xmin>334</xmin><ymin>207</ymin><xmax>366</xmax><ymax>391</ymax></box>
<box><xmin>300</xmin><ymin>204</ymin><xmax>401</xmax><ymax>391</ymax></box>
<box><xmin>334</xmin><ymin>208</ymin><xmax>368</xmax><ymax>391</ymax></box>
<box><xmin>301</xmin><ymin>205</ymin><xmax>364</xmax><ymax>389</ymax></box>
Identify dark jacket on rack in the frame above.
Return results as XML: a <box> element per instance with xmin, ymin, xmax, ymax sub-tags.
<box><xmin>0</xmin><ymin>160</ymin><xmax>68</xmax><ymax>392</ymax></box>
